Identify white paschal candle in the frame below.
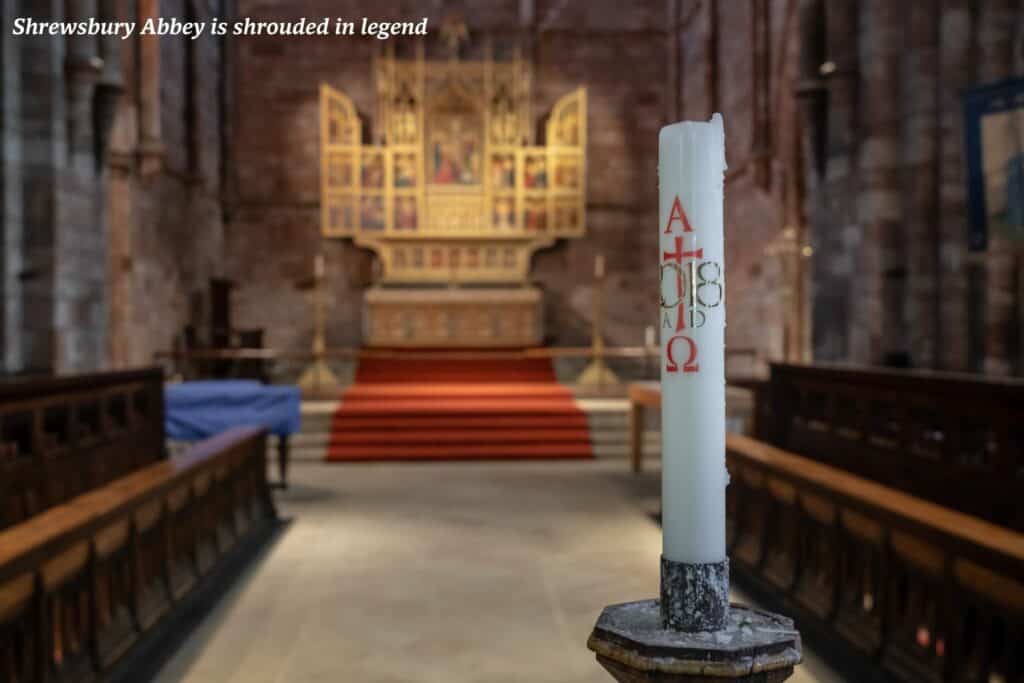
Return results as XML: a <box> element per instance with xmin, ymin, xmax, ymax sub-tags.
<box><xmin>658</xmin><ymin>114</ymin><xmax>727</xmax><ymax>565</ymax></box>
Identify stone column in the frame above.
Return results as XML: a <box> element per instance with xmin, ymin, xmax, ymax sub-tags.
<box><xmin>978</xmin><ymin>0</ymin><xmax>1019</xmax><ymax>376</ymax></box>
<box><xmin>855</xmin><ymin>0</ymin><xmax>904</xmax><ymax>365</ymax></box>
<box><xmin>807</xmin><ymin>0</ymin><xmax>859</xmax><ymax>361</ymax></box>
<box><xmin>64</xmin><ymin>0</ymin><xmax>101</xmax><ymax>157</ymax></box>
<box><xmin>138</xmin><ymin>0</ymin><xmax>164</xmax><ymax>175</ymax></box>
<box><xmin>19</xmin><ymin>0</ymin><xmax>65</xmax><ymax>373</ymax></box>
<box><xmin>904</xmin><ymin>0</ymin><xmax>941</xmax><ymax>369</ymax></box>
<box><xmin>937</xmin><ymin>0</ymin><xmax>973</xmax><ymax>371</ymax></box>
<box><xmin>0</xmin><ymin>0</ymin><xmax>23</xmax><ymax>373</ymax></box>
<box><xmin>102</xmin><ymin>0</ymin><xmax>132</xmax><ymax>369</ymax></box>
<box><xmin>57</xmin><ymin>0</ymin><xmax>109</xmax><ymax>372</ymax></box>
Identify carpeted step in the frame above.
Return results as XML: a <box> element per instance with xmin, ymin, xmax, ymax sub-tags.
<box><xmin>342</xmin><ymin>383</ymin><xmax>573</xmax><ymax>400</ymax></box>
<box><xmin>329</xmin><ymin>415</ymin><xmax>589</xmax><ymax>430</ymax></box>
<box><xmin>332</xmin><ymin>398</ymin><xmax>585</xmax><ymax>415</ymax></box>
<box><xmin>329</xmin><ymin>428</ymin><xmax>590</xmax><ymax>445</ymax></box>
<box><xmin>326</xmin><ymin>356</ymin><xmax>593</xmax><ymax>462</ymax></box>
<box><xmin>325</xmin><ymin>442</ymin><xmax>594</xmax><ymax>461</ymax></box>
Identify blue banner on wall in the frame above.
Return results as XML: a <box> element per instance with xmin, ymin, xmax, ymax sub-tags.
<box><xmin>964</xmin><ymin>77</ymin><xmax>1024</xmax><ymax>251</ymax></box>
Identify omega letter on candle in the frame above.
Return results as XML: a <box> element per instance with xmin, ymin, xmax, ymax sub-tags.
<box><xmin>658</xmin><ymin>114</ymin><xmax>727</xmax><ymax>565</ymax></box>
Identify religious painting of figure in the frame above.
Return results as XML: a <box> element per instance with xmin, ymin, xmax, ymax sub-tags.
<box><xmin>965</xmin><ymin>78</ymin><xmax>1024</xmax><ymax>249</ymax></box>
<box><xmin>525</xmin><ymin>198</ymin><xmax>547</xmax><ymax>232</ymax></box>
<box><xmin>502</xmin><ymin>248</ymin><xmax>517</xmax><ymax>268</ymax></box>
<box><xmin>492</xmin><ymin>197</ymin><xmax>516</xmax><ymax>230</ymax></box>
<box><xmin>394</xmin><ymin>196</ymin><xmax>417</xmax><ymax>230</ymax></box>
<box><xmin>389</xmin><ymin>84</ymin><xmax>418</xmax><ymax>144</ymax></box>
<box><xmin>428</xmin><ymin>104</ymin><xmax>482</xmax><ymax>185</ymax></box>
<box><xmin>966</xmin><ymin>78</ymin><xmax>1024</xmax><ymax>250</ymax></box>
<box><xmin>362</xmin><ymin>153</ymin><xmax>385</xmax><ymax>189</ymax></box>
<box><xmin>484</xmin><ymin>247</ymin><xmax>498</xmax><ymax>268</ymax></box>
<box><xmin>411</xmin><ymin>247</ymin><xmax>424</xmax><ymax>268</ymax></box>
<box><xmin>491</xmin><ymin>154</ymin><xmax>515</xmax><ymax>189</ymax></box>
<box><xmin>556</xmin><ymin>104</ymin><xmax>580</xmax><ymax>146</ymax></box>
<box><xmin>327</xmin><ymin>199</ymin><xmax>355</xmax><ymax>233</ymax></box>
<box><xmin>450</xmin><ymin>248</ymin><xmax>462</xmax><ymax>269</ymax></box>
<box><xmin>326</xmin><ymin>152</ymin><xmax>353</xmax><ymax>189</ymax></box>
<box><xmin>467</xmin><ymin>247</ymin><xmax>480</xmax><ymax>268</ymax></box>
<box><xmin>524</xmin><ymin>155</ymin><xmax>547</xmax><ymax>188</ymax></box>
<box><xmin>360</xmin><ymin>196</ymin><xmax>385</xmax><ymax>231</ymax></box>
<box><xmin>394</xmin><ymin>153</ymin><xmax>417</xmax><ymax>187</ymax></box>
<box><xmin>489</xmin><ymin>85</ymin><xmax>520</xmax><ymax>145</ymax></box>
<box><xmin>554</xmin><ymin>158</ymin><xmax>580</xmax><ymax>190</ymax></box>
<box><xmin>393</xmin><ymin>248</ymin><xmax>408</xmax><ymax>269</ymax></box>
<box><xmin>327</xmin><ymin>101</ymin><xmax>355</xmax><ymax>145</ymax></box>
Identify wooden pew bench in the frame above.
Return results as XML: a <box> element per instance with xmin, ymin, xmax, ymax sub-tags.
<box><xmin>0</xmin><ymin>426</ymin><xmax>275</xmax><ymax>683</ymax></box>
<box><xmin>728</xmin><ymin>433</ymin><xmax>1024</xmax><ymax>683</ymax></box>
<box><xmin>624</xmin><ymin>381</ymin><xmax>1024</xmax><ymax>682</ymax></box>
<box><xmin>0</xmin><ymin>369</ymin><xmax>166</xmax><ymax>531</ymax></box>
<box><xmin>756</xmin><ymin>363</ymin><xmax>1024</xmax><ymax>530</ymax></box>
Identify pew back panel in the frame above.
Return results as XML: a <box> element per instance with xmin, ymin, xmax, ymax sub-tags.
<box><xmin>759</xmin><ymin>363</ymin><xmax>1024</xmax><ymax>530</ymax></box>
<box><xmin>727</xmin><ymin>433</ymin><xmax>1024</xmax><ymax>683</ymax></box>
<box><xmin>0</xmin><ymin>426</ymin><xmax>274</xmax><ymax>683</ymax></box>
<box><xmin>0</xmin><ymin>369</ymin><xmax>165</xmax><ymax>531</ymax></box>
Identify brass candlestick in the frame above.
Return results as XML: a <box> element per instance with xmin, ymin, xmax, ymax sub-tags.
<box><xmin>298</xmin><ymin>254</ymin><xmax>341</xmax><ymax>395</ymax></box>
<box><xmin>577</xmin><ymin>254</ymin><xmax>620</xmax><ymax>390</ymax></box>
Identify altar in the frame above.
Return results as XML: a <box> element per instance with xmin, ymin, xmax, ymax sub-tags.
<box><xmin>319</xmin><ymin>37</ymin><xmax>587</xmax><ymax>347</ymax></box>
<box><xmin>363</xmin><ymin>287</ymin><xmax>542</xmax><ymax>347</ymax></box>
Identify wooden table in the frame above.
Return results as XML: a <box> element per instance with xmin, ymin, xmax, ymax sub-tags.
<box><xmin>627</xmin><ymin>381</ymin><xmax>661</xmax><ymax>473</ymax></box>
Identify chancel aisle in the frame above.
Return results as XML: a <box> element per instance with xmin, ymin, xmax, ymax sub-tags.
<box><xmin>319</xmin><ymin>39</ymin><xmax>587</xmax><ymax>348</ymax></box>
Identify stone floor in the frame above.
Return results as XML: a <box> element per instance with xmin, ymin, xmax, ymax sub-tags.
<box><xmin>153</xmin><ymin>460</ymin><xmax>845</xmax><ymax>683</ymax></box>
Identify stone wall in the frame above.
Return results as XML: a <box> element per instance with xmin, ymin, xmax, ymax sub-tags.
<box><xmin>670</xmin><ymin>0</ymin><xmax>804</xmax><ymax>367</ymax></box>
<box><xmin>803</xmin><ymin>0</ymin><xmax>1024</xmax><ymax>374</ymax></box>
<box><xmin>106</xmin><ymin>0</ymin><xmax>231</xmax><ymax>369</ymax></box>
<box><xmin>0</xmin><ymin>0</ymin><xmax>232</xmax><ymax>374</ymax></box>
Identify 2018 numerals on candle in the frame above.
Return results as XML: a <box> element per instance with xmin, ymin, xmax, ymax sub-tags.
<box><xmin>659</xmin><ymin>195</ymin><xmax>721</xmax><ymax>374</ymax></box>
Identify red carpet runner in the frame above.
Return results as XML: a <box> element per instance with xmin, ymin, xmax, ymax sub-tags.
<box><xmin>325</xmin><ymin>356</ymin><xmax>593</xmax><ymax>461</ymax></box>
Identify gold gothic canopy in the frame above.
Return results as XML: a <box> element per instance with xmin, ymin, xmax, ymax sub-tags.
<box><xmin>319</xmin><ymin>48</ymin><xmax>587</xmax><ymax>284</ymax></box>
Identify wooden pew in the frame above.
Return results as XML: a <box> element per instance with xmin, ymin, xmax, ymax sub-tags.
<box><xmin>625</xmin><ymin>381</ymin><xmax>1024</xmax><ymax>681</ymax></box>
<box><xmin>727</xmin><ymin>433</ymin><xmax>1024</xmax><ymax>683</ymax></box>
<box><xmin>0</xmin><ymin>426</ymin><xmax>275</xmax><ymax>683</ymax></box>
<box><xmin>0</xmin><ymin>369</ymin><xmax>165</xmax><ymax>531</ymax></box>
<box><xmin>757</xmin><ymin>363</ymin><xmax>1024</xmax><ymax>530</ymax></box>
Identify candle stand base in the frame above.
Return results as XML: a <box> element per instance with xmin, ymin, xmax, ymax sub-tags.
<box><xmin>587</xmin><ymin>600</ymin><xmax>801</xmax><ymax>683</ymax></box>
<box><xmin>576</xmin><ymin>358</ymin><xmax>621</xmax><ymax>389</ymax></box>
<box><xmin>297</xmin><ymin>358</ymin><xmax>341</xmax><ymax>396</ymax></box>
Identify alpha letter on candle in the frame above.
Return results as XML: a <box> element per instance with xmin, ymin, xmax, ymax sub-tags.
<box><xmin>658</xmin><ymin>114</ymin><xmax>727</xmax><ymax>565</ymax></box>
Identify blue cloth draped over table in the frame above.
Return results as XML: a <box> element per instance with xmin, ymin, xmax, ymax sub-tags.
<box><xmin>165</xmin><ymin>381</ymin><xmax>301</xmax><ymax>440</ymax></box>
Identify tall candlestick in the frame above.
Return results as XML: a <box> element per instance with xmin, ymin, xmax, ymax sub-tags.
<box><xmin>314</xmin><ymin>253</ymin><xmax>325</xmax><ymax>279</ymax></box>
<box><xmin>645</xmin><ymin>325</ymin><xmax>655</xmax><ymax>349</ymax></box>
<box><xmin>658</xmin><ymin>114</ymin><xmax>727</xmax><ymax>566</ymax></box>
<box><xmin>595</xmin><ymin>253</ymin><xmax>605</xmax><ymax>279</ymax></box>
